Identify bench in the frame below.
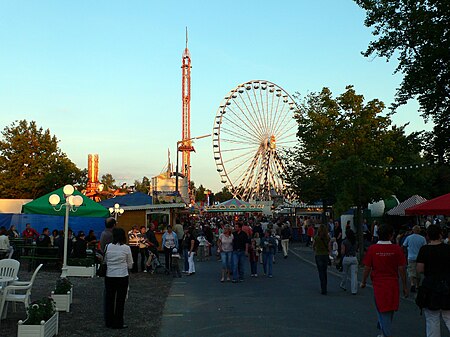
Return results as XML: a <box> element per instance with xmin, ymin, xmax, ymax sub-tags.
<box><xmin>16</xmin><ymin>245</ymin><xmax>60</xmax><ymax>271</ymax></box>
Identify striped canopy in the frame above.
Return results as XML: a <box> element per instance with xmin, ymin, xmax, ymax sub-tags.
<box><xmin>386</xmin><ymin>195</ymin><xmax>427</xmax><ymax>216</ymax></box>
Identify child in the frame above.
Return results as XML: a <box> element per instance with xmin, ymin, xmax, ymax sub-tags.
<box><xmin>249</xmin><ymin>239</ymin><xmax>258</xmax><ymax>277</ymax></box>
<box><xmin>171</xmin><ymin>248</ymin><xmax>182</xmax><ymax>278</ymax></box>
<box><xmin>329</xmin><ymin>237</ymin><xmax>339</xmax><ymax>264</ymax></box>
<box><xmin>196</xmin><ymin>232</ymin><xmax>209</xmax><ymax>262</ymax></box>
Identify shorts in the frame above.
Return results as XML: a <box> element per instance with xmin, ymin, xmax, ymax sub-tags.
<box><xmin>407</xmin><ymin>260</ymin><xmax>418</xmax><ymax>279</ymax></box>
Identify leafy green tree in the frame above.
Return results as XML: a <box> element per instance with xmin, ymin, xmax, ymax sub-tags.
<box><xmin>0</xmin><ymin>120</ymin><xmax>82</xmax><ymax>198</ymax></box>
<box><xmin>355</xmin><ymin>0</ymin><xmax>450</xmax><ymax>163</ymax></box>
<box><xmin>285</xmin><ymin>86</ymin><xmax>424</xmax><ymax>256</ymax></box>
<box><xmin>134</xmin><ymin>176</ymin><xmax>150</xmax><ymax>194</ymax></box>
<box><xmin>101</xmin><ymin>173</ymin><xmax>117</xmax><ymax>190</ymax></box>
<box><xmin>195</xmin><ymin>184</ymin><xmax>206</xmax><ymax>202</ymax></box>
<box><xmin>213</xmin><ymin>186</ymin><xmax>234</xmax><ymax>203</ymax></box>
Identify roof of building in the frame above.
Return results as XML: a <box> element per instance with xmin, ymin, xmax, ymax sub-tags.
<box><xmin>99</xmin><ymin>192</ymin><xmax>153</xmax><ymax>207</ymax></box>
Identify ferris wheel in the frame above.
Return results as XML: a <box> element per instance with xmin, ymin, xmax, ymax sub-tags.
<box><xmin>212</xmin><ymin>80</ymin><xmax>299</xmax><ymax>201</ymax></box>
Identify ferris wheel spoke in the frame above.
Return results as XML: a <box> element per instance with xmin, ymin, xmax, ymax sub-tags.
<box><xmin>234</xmin><ymin>153</ymin><xmax>260</xmax><ymax>193</ymax></box>
<box><xmin>236</xmin><ymin>92</ymin><xmax>266</xmax><ymax>137</ymax></box>
<box><xmin>272</xmin><ymin>99</ymin><xmax>290</xmax><ymax>137</ymax></box>
<box><xmin>223</xmin><ymin>108</ymin><xmax>262</xmax><ymax>142</ymax></box>
<box><xmin>244</xmin><ymin>89</ymin><xmax>267</xmax><ymax>136</ymax></box>
<box><xmin>274</xmin><ymin>113</ymin><xmax>296</xmax><ymax>140</ymax></box>
<box><xmin>220</xmin><ymin>124</ymin><xmax>260</xmax><ymax>144</ymax></box>
<box><xmin>277</xmin><ymin>130</ymin><xmax>298</xmax><ymax>143</ymax></box>
<box><xmin>226</xmin><ymin>104</ymin><xmax>264</xmax><ymax>139</ymax></box>
<box><xmin>267</xmin><ymin>92</ymin><xmax>282</xmax><ymax>135</ymax></box>
<box><xmin>220</xmin><ymin>137</ymin><xmax>256</xmax><ymax>146</ymax></box>
<box><xmin>220</xmin><ymin>145</ymin><xmax>258</xmax><ymax>153</ymax></box>
<box><xmin>230</xmin><ymin>94</ymin><xmax>262</xmax><ymax>132</ymax></box>
<box><xmin>252</xmin><ymin>86</ymin><xmax>268</xmax><ymax>135</ymax></box>
<box><xmin>224</xmin><ymin>153</ymin><xmax>253</xmax><ymax>169</ymax></box>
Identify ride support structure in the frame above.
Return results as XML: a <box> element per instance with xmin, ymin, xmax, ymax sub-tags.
<box><xmin>180</xmin><ymin>28</ymin><xmax>195</xmax><ymax>200</ymax></box>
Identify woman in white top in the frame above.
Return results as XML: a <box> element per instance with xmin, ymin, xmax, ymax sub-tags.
<box><xmin>218</xmin><ymin>225</ymin><xmax>234</xmax><ymax>282</ymax></box>
<box><xmin>104</xmin><ymin>227</ymin><xmax>133</xmax><ymax>330</ymax></box>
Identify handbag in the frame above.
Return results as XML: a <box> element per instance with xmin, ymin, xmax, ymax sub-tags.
<box><xmin>96</xmin><ymin>244</ymin><xmax>109</xmax><ymax>277</ymax></box>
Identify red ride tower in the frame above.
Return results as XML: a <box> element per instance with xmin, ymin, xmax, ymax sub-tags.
<box><xmin>179</xmin><ymin>28</ymin><xmax>195</xmax><ymax>195</ymax></box>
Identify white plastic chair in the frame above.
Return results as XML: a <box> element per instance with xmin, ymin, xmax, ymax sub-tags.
<box><xmin>0</xmin><ymin>263</ymin><xmax>43</xmax><ymax>320</ymax></box>
<box><xmin>0</xmin><ymin>259</ymin><xmax>20</xmax><ymax>291</ymax></box>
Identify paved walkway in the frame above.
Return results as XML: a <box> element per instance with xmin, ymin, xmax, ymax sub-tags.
<box><xmin>159</xmin><ymin>243</ymin><xmax>449</xmax><ymax>337</ymax></box>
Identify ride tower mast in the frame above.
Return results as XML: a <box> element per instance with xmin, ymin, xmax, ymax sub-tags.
<box><xmin>179</xmin><ymin>28</ymin><xmax>195</xmax><ymax>200</ymax></box>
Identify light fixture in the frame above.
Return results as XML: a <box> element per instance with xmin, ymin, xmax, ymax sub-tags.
<box><xmin>109</xmin><ymin>203</ymin><xmax>124</xmax><ymax>221</ymax></box>
<box><xmin>48</xmin><ymin>184</ymin><xmax>83</xmax><ymax>278</ymax></box>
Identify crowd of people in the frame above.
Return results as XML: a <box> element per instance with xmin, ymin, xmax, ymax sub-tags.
<box><xmin>0</xmin><ymin>222</ymin><xmax>99</xmax><ymax>261</ymax></box>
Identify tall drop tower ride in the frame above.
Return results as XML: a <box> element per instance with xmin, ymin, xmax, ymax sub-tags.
<box><xmin>179</xmin><ymin>28</ymin><xmax>194</xmax><ymax>191</ymax></box>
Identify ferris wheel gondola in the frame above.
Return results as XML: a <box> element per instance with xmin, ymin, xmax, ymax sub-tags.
<box><xmin>212</xmin><ymin>80</ymin><xmax>298</xmax><ymax>201</ymax></box>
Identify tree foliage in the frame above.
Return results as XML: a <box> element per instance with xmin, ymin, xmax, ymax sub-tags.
<box><xmin>0</xmin><ymin>120</ymin><xmax>82</xmax><ymax>198</ymax></box>
<box><xmin>134</xmin><ymin>176</ymin><xmax>150</xmax><ymax>194</ymax></box>
<box><xmin>355</xmin><ymin>0</ymin><xmax>450</xmax><ymax>162</ymax></box>
<box><xmin>101</xmin><ymin>173</ymin><xmax>117</xmax><ymax>190</ymax></box>
<box><xmin>213</xmin><ymin>186</ymin><xmax>234</xmax><ymax>203</ymax></box>
<box><xmin>285</xmin><ymin>86</ymin><xmax>426</xmax><ymax>214</ymax></box>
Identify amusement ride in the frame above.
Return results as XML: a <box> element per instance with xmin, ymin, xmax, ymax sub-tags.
<box><xmin>212</xmin><ymin>80</ymin><xmax>299</xmax><ymax>201</ymax></box>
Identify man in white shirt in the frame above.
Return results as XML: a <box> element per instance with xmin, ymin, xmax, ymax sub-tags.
<box><xmin>0</xmin><ymin>226</ymin><xmax>13</xmax><ymax>258</ymax></box>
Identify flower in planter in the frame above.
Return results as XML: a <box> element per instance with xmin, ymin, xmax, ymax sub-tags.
<box><xmin>54</xmin><ymin>277</ymin><xmax>72</xmax><ymax>295</ymax></box>
<box><xmin>25</xmin><ymin>297</ymin><xmax>56</xmax><ymax>325</ymax></box>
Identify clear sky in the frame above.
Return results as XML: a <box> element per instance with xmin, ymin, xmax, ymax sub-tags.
<box><xmin>0</xmin><ymin>1</ymin><xmax>431</xmax><ymax>193</ymax></box>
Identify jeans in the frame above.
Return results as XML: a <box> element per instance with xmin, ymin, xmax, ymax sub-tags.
<box><xmin>250</xmin><ymin>260</ymin><xmax>258</xmax><ymax>275</ymax></box>
<box><xmin>139</xmin><ymin>248</ymin><xmax>149</xmax><ymax>272</ymax></box>
<box><xmin>220</xmin><ymin>251</ymin><xmax>232</xmax><ymax>270</ymax></box>
<box><xmin>232</xmin><ymin>251</ymin><xmax>246</xmax><ymax>281</ymax></box>
<box><xmin>315</xmin><ymin>255</ymin><xmax>328</xmax><ymax>294</ymax></box>
<box><xmin>183</xmin><ymin>248</ymin><xmax>189</xmax><ymax>272</ymax></box>
<box><xmin>281</xmin><ymin>239</ymin><xmax>289</xmax><ymax>257</ymax></box>
<box><xmin>188</xmin><ymin>251</ymin><xmax>195</xmax><ymax>273</ymax></box>
<box><xmin>130</xmin><ymin>246</ymin><xmax>139</xmax><ymax>272</ymax></box>
<box><xmin>424</xmin><ymin>308</ymin><xmax>450</xmax><ymax>337</ymax></box>
<box><xmin>340</xmin><ymin>256</ymin><xmax>358</xmax><ymax>294</ymax></box>
<box><xmin>164</xmin><ymin>247</ymin><xmax>173</xmax><ymax>270</ymax></box>
<box><xmin>263</xmin><ymin>252</ymin><xmax>273</xmax><ymax>276</ymax></box>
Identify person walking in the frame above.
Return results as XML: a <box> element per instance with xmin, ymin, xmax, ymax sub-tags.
<box><xmin>280</xmin><ymin>224</ymin><xmax>291</xmax><ymax>259</ymax></box>
<box><xmin>138</xmin><ymin>226</ymin><xmax>149</xmax><ymax>272</ymax></box>
<box><xmin>185</xmin><ymin>228</ymin><xmax>196</xmax><ymax>275</ymax></box>
<box><xmin>340</xmin><ymin>229</ymin><xmax>358</xmax><ymax>295</ymax></box>
<box><xmin>416</xmin><ymin>224</ymin><xmax>450</xmax><ymax>337</ymax></box>
<box><xmin>260</xmin><ymin>229</ymin><xmax>277</xmax><ymax>278</ymax></box>
<box><xmin>127</xmin><ymin>225</ymin><xmax>140</xmax><ymax>273</ymax></box>
<box><xmin>403</xmin><ymin>225</ymin><xmax>427</xmax><ymax>293</ymax></box>
<box><xmin>100</xmin><ymin>217</ymin><xmax>116</xmax><ymax>252</ymax></box>
<box><xmin>361</xmin><ymin>224</ymin><xmax>408</xmax><ymax>337</ymax></box>
<box><xmin>162</xmin><ymin>225</ymin><xmax>178</xmax><ymax>272</ymax></box>
<box><xmin>232</xmin><ymin>223</ymin><xmax>249</xmax><ymax>283</ymax></box>
<box><xmin>313</xmin><ymin>224</ymin><xmax>331</xmax><ymax>295</ymax></box>
<box><xmin>104</xmin><ymin>227</ymin><xmax>133</xmax><ymax>330</ymax></box>
<box><xmin>217</xmin><ymin>224</ymin><xmax>233</xmax><ymax>282</ymax></box>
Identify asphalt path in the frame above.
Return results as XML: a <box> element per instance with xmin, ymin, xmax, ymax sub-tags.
<box><xmin>159</xmin><ymin>243</ymin><xmax>449</xmax><ymax>337</ymax></box>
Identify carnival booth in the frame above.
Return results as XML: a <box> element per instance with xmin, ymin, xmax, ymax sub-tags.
<box><xmin>405</xmin><ymin>193</ymin><xmax>450</xmax><ymax>216</ymax></box>
<box><xmin>204</xmin><ymin>198</ymin><xmax>264</xmax><ymax>214</ymax></box>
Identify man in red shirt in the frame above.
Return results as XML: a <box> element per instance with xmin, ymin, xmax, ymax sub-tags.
<box><xmin>22</xmin><ymin>223</ymin><xmax>39</xmax><ymax>243</ymax></box>
<box><xmin>361</xmin><ymin>224</ymin><xmax>408</xmax><ymax>337</ymax></box>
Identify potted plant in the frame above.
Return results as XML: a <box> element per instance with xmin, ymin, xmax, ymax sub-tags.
<box><xmin>17</xmin><ymin>297</ymin><xmax>59</xmax><ymax>337</ymax></box>
<box><xmin>51</xmin><ymin>278</ymin><xmax>72</xmax><ymax>312</ymax></box>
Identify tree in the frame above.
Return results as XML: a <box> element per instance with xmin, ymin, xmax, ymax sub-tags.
<box><xmin>284</xmin><ymin>86</ymin><xmax>424</xmax><ymax>257</ymax></box>
<box><xmin>0</xmin><ymin>120</ymin><xmax>82</xmax><ymax>199</ymax></box>
<box><xmin>101</xmin><ymin>173</ymin><xmax>117</xmax><ymax>190</ymax></box>
<box><xmin>195</xmin><ymin>184</ymin><xmax>206</xmax><ymax>202</ymax></box>
<box><xmin>134</xmin><ymin>176</ymin><xmax>150</xmax><ymax>194</ymax></box>
<box><xmin>355</xmin><ymin>0</ymin><xmax>450</xmax><ymax>163</ymax></box>
<box><xmin>213</xmin><ymin>186</ymin><xmax>234</xmax><ymax>203</ymax></box>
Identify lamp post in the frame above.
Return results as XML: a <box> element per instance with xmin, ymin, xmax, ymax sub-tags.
<box><xmin>175</xmin><ymin>134</ymin><xmax>211</xmax><ymax>197</ymax></box>
<box><xmin>109</xmin><ymin>203</ymin><xmax>124</xmax><ymax>221</ymax></box>
<box><xmin>48</xmin><ymin>184</ymin><xmax>84</xmax><ymax>278</ymax></box>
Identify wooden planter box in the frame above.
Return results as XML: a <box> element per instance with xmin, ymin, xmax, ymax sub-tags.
<box><xmin>17</xmin><ymin>311</ymin><xmax>59</xmax><ymax>337</ymax></box>
<box><xmin>51</xmin><ymin>291</ymin><xmax>71</xmax><ymax>312</ymax></box>
<box><xmin>66</xmin><ymin>265</ymin><xmax>95</xmax><ymax>277</ymax></box>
